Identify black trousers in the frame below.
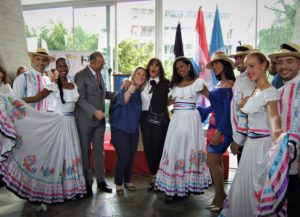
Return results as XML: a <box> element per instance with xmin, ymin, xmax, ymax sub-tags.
<box><xmin>287</xmin><ymin>175</ymin><xmax>300</xmax><ymax>217</ymax></box>
<box><xmin>140</xmin><ymin>111</ymin><xmax>169</xmax><ymax>175</ymax></box>
<box><xmin>111</xmin><ymin>128</ymin><xmax>139</xmax><ymax>185</ymax></box>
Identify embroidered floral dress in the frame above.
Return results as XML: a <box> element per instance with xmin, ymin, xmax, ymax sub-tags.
<box><xmin>0</xmin><ymin>83</ymin><xmax>86</xmax><ymax>204</ymax></box>
<box><xmin>155</xmin><ymin>78</ymin><xmax>211</xmax><ymax>197</ymax></box>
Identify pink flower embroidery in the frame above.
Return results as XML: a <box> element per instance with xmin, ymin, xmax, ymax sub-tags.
<box><xmin>175</xmin><ymin>159</ymin><xmax>185</xmax><ymax>171</ymax></box>
<box><xmin>207</xmin><ymin>128</ymin><xmax>224</xmax><ymax>144</ymax></box>
<box><xmin>13</xmin><ymin>100</ymin><xmax>24</xmax><ymax>107</ymax></box>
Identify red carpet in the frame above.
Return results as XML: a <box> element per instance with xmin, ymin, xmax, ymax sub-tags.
<box><xmin>91</xmin><ymin>132</ymin><xmax>229</xmax><ymax>179</ymax></box>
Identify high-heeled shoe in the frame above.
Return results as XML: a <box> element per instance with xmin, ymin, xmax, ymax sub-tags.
<box><xmin>210</xmin><ymin>206</ymin><xmax>222</xmax><ymax>213</ymax></box>
<box><xmin>147</xmin><ymin>182</ymin><xmax>155</xmax><ymax>191</ymax></box>
<box><xmin>205</xmin><ymin>204</ymin><xmax>216</xmax><ymax>209</ymax></box>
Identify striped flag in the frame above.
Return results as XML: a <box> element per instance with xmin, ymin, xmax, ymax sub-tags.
<box><xmin>192</xmin><ymin>7</ymin><xmax>210</xmax><ymax>79</ymax></box>
<box><xmin>192</xmin><ymin>7</ymin><xmax>211</xmax><ymax>109</ymax></box>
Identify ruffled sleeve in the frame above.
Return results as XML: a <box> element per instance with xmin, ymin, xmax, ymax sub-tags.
<box><xmin>193</xmin><ymin>78</ymin><xmax>205</xmax><ymax>92</ymax></box>
<box><xmin>44</xmin><ymin>83</ymin><xmax>58</xmax><ymax>92</ymax></box>
<box><xmin>171</xmin><ymin>78</ymin><xmax>205</xmax><ymax>99</ymax></box>
<box><xmin>45</xmin><ymin>83</ymin><xmax>79</xmax><ymax>103</ymax></box>
<box><xmin>241</xmin><ymin>87</ymin><xmax>279</xmax><ymax>114</ymax></box>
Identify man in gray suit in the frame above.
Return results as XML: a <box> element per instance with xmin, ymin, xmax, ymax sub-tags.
<box><xmin>75</xmin><ymin>51</ymin><xmax>113</xmax><ymax>194</ymax></box>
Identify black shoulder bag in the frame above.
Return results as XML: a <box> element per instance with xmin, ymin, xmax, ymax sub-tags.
<box><xmin>146</xmin><ymin>105</ymin><xmax>164</xmax><ymax>126</ymax></box>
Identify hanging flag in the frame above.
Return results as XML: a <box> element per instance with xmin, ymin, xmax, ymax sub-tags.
<box><xmin>209</xmin><ymin>6</ymin><xmax>225</xmax><ymax>86</ymax></box>
<box><xmin>192</xmin><ymin>7</ymin><xmax>211</xmax><ymax>111</ymax></box>
<box><xmin>173</xmin><ymin>22</ymin><xmax>184</xmax><ymax>58</ymax></box>
<box><xmin>192</xmin><ymin>7</ymin><xmax>210</xmax><ymax>78</ymax></box>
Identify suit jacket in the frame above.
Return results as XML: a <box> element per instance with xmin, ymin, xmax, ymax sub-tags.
<box><xmin>74</xmin><ymin>66</ymin><xmax>113</xmax><ymax>127</ymax></box>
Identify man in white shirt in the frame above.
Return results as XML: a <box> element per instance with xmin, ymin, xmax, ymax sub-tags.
<box><xmin>228</xmin><ymin>44</ymin><xmax>256</xmax><ymax>163</ymax></box>
<box><xmin>269</xmin><ymin>41</ymin><xmax>300</xmax><ymax>217</ymax></box>
<box><xmin>12</xmin><ymin>48</ymin><xmax>55</xmax><ymax>111</ymax></box>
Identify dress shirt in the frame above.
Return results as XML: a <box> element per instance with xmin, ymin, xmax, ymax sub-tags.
<box><xmin>231</xmin><ymin>71</ymin><xmax>256</xmax><ymax>145</ymax></box>
<box><xmin>141</xmin><ymin>76</ymin><xmax>160</xmax><ymax>111</ymax></box>
<box><xmin>12</xmin><ymin>69</ymin><xmax>50</xmax><ymax>111</ymax></box>
<box><xmin>279</xmin><ymin>73</ymin><xmax>300</xmax><ymax>175</ymax></box>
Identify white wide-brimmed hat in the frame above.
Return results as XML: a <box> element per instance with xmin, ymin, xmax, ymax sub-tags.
<box><xmin>228</xmin><ymin>44</ymin><xmax>254</xmax><ymax>58</ymax></box>
<box><xmin>206</xmin><ymin>51</ymin><xmax>236</xmax><ymax>70</ymax></box>
<box><xmin>268</xmin><ymin>42</ymin><xmax>300</xmax><ymax>61</ymax></box>
<box><xmin>27</xmin><ymin>48</ymin><xmax>55</xmax><ymax>63</ymax></box>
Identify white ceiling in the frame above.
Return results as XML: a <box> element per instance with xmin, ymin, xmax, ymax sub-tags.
<box><xmin>22</xmin><ymin>0</ymin><xmax>148</xmax><ymax>4</ymax></box>
<box><xmin>22</xmin><ymin>0</ymin><xmax>151</xmax><ymax>10</ymax></box>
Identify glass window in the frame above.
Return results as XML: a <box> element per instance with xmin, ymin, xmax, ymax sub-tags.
<box><xmin>257</xmin><ymin>0</ymin><xmax>296</xmax><ymax>55</ymax></box>
<box><xmin>162</xmin><ymin>0</ymin><xmax>295</xmax><ymax>78</ymax></box>
<box><xmin>23</xmin><ymin>5</ymin><xmax>115</xmax><ymax>87</ymax></box>
<box><xmin>23</xmin><ymin>7</ymin><xmax>73</xmax><ymax>51</ymax></box>
<box><xmin>116</xmin><ymin>1</ymin><xmax>155</xmax><ymax>74</ymax></box>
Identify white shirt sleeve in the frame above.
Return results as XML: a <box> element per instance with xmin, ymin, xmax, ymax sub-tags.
<box><xmin>12</xmin><ymin>75</ymin><xmax>26</xmax><ymax>99</ymax></box>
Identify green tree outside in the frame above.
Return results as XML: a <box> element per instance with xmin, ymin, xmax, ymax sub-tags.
<box><xmin>117</xmin><ymin>38</ymin><xmax>154</xmax><ymax>74</ymax></box>
<box><xmin>25</xmin><ymin>22</ymin><xmax>99</xmax><ymax>51</ymax></box>
<box><xmin>39</xmin><ymin>22</ymin><xmax>67</xmax><ymax>50</ymax></box>
<box><xmin>258</xmin><ymin>0</ymin><xmax>297</xmax><ymax>55</ymax></box>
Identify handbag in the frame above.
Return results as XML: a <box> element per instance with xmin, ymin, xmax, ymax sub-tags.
<box><xmin>109</xmin><ymin>91</ymin><xmax>119</xmax><ymax>115</ymax></box>
<box><xmin>146</xmin><ymin>106</ymin><xmax>164</xmax><ymax>126</ymax></box>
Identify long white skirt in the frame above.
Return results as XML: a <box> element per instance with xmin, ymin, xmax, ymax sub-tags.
<box><xmin>0</xmin><ymin>95</ymin><xmax>86</xmax><ymax>204</ymax></box>
<box><xmin>155</xmin><ymin>109</ymin><xmax>211</xmax><ymax>196</ymax></box>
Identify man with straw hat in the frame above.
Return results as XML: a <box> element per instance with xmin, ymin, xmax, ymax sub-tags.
<box><xmin>12</xmin><ymin>48</ymin><xmax>55</xmax><ymax>111</ymax></box>
<box><xmin>269</xmin><ymin>41</ymin><xmax>300</xmax><ymax>217</ymax></box>
<box><xmin>228</xmin><ymin>44</ymin><xmax>256</xmax><ymax>164</ymax></box>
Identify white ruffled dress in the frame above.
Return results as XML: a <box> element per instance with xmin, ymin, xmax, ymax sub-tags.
<box><xmin>155</xmin><ymin>78</ymin><xmax>212</xmax><ymax>197</ymax></box>
<box><xmin>0</xmin><ymin>83</ymin><xmax>86</xmax><ymax>204</ymax></box>
<box><xmin>221</xmin><ymin>87</ymin><xmax>282</xmax><ymax>217</ymax></box>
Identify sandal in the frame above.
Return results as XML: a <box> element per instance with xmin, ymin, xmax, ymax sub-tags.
<box><xmin>116</xmin><ymin>188</ymin><xmax>124</xmax><ymax>195</ymax></box>
<box><xmin>124</xmin><ymin>183</ymin><xmax>136</xmax><ymax>191</ymax></box>
<box><xmin>148</xmin><ymin>182</ymin><xmax>155</xmax><ymax>191</ymax></box>
<box><xmin>116</xmin><ymin>185</ymin><xmax>124</xmax><ymax>195</ymax></box>
<box><xmin>205</xmin><ymin>204</ymin><xmax>216</xmax><ymax>209</ymax></box>
<box><xmin>210</xmin><ymin>206</ymin><xmax>222</xmax><ymax>213</ymax></box>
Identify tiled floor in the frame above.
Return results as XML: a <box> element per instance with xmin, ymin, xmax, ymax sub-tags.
<box><xmin>0</xmin><ymin>154</ymin><xmax>237</xmax><ymax>217</ymax></box>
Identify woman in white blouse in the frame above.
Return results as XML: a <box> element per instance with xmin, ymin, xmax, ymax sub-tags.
<box><xmin>0</xmin><ymin>65</ymin><xmax>12</xmax><ymax>94</ymax></box>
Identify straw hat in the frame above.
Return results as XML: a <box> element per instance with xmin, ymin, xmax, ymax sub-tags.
<box><xmin>228</xmin><ymin>44</ymin><xmax>254</xmax><ymax>58</ymax></box>
<box><xmin>206</xmin><ymin>51</ymin><xmax>236</xmax><ymax>70</ymax></box>
<box><xmin>268</xmin><ymin>42</ymin><xmax>300</xmax><ymax>61</ymax></box>
<box><xmin>28</xmin><ymin>48</ymin><xmax>55</xmax><ymax>63</ymax></box>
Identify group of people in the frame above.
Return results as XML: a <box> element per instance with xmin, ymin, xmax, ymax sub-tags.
<box><xmin>0</xmin><ymin>40</ymin><xmax>299</xmax><ymax>217</ymax></box>
<box><xmin>220</xmin><ymin>42</ymin><xmax>300</xmax><ymax>217</ymax></box>
<box><xmin>0</xmin><ymin>49</ymin><xmax>114</xmax><ymax>210</ymax></box>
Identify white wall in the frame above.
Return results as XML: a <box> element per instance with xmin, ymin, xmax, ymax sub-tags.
<box><xmin>0</xmin><ymin>0</ymin><xmax>29</xmax><ymax>82</ymax></box>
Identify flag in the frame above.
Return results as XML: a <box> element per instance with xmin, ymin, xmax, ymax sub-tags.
<box><xmin>209</xmin><ymin>6</ymin><xmax>225</xmax><ymax>86</ymax></box>
<box><xmin>192</xmin><ymin>7</ymin><xmax>211</xmax><ymax>110</ymax></box>
<box><xmin>192</xmin><ymin>7</ymin><xmax>210</xmax><ymax>78</ymax></box>
<box><xmin>173</xmin><ymin>22</ymin><xmax>184</xmax><ymax>58</ymax></box>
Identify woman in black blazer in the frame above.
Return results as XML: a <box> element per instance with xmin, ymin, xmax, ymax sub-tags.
<box><xmin>139</xmin><ymin>58</ymin><xmax>170</xmax><ymax>190</ymax></box>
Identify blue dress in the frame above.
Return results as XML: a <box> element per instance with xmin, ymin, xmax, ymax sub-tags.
<box><xmin>198</xmin><ymin>88</ymin><xmax>233</xmax><ymax>154</ymax></box>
